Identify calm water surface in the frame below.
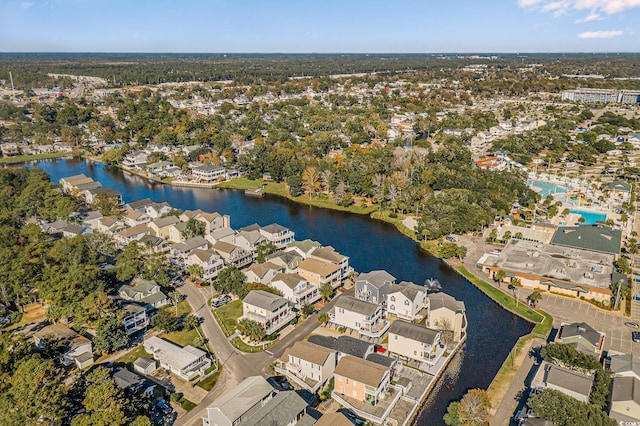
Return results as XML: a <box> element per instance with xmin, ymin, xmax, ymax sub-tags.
<box><xmin>29</xmin><ymin>158</ymin><xmax>533</xmax><ymax>425</ymax></box>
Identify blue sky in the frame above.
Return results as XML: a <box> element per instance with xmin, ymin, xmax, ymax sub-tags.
<box><xmin>1</xmin><ymin>0</ymin><xmax>639</xmax><ymax>52</ymax></box>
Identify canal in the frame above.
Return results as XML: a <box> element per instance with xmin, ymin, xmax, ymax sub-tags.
<box><xmin>30</xmin><ymin>158</ymin><xmax>533</xmax><ymax>425</ymax></box>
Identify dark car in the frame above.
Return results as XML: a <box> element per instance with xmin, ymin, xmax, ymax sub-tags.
<box><xmin>508</xmin><ymin>284</ymin><xmax>516</xmax><ymax>290</ymax></box>
<box><xmin>633</xmin><ymin>331</ymin><xmax>640</xmax><ymax>343</ymax></box>
<box><xmin>625</xmin><ymin>322</ymin><xmax>640</xmax><ymax>329</ymax></box>
<box><xmin>156</xmin><ymin>399</ymin><xmax>172</xmax><ymax>415</ymax></box>
<box><xmin>267</xmin><ymin>376</ymin><xmax>293</xmax><ymax>391</ymax></box>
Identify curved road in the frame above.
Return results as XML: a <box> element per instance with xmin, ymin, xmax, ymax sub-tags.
<box><xmin>175</xmin><ymin>282</ymin><xmax>348</xmax><ymax>426</ymax></box>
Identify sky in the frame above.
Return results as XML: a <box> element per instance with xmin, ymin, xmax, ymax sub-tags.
<box><xmin>1</xmin><ymin>0</ymin><xmax>639</xmax><ymax>53</ymax></box>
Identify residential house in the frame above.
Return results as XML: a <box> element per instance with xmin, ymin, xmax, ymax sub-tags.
<box><xmin>234</xmin><ymin>230</ymin><xmax>266</xmax><ymax>254</ymax></box>
<box><xmin>388</xmin><ymin>320</ymin><xmax>444</xmax><ymax>368</ymax></box>
<box><xmin>195</xmin><ymin>211</ymin><xmax>231</xmax><ymax>234</ymax></box>
<box><xmin>186</xmin><ymin>249</ymin><xmax>225</xmax><ymax>281</ymax></box>
<box><xmin>609</xmin><ymin>353</ymin><xmax>640</xmax><ymax>380</ymax></box>
<box><xmin>241</xmin><ymin>290</ymin><xmax>295</xmax><ymax>335</ymax></box>
<box><xmin>122</xmin><ymin>151</ymin><xmax>148</xmax><ymax>169</ymax></box>
<box><xmin>60</xmin><ymin>174</ymin><xmax>92</xmax><ymax>194</ymax></box>
<box><xmin>386</xmin><ymin>281</ymin><xmax>428</xmax><ymax>321</ymax></box>
<box><xmin>332</xmin><ymin>295</ymin><xmax>389</xmax><ymax>340</ymax></box>
<box><xmin>205</xmin><ymin>227</ymin><xmax>236</xmax><ymax>245</ymax></box>
<box><xmin>96</xmin><ymin>216</ymin><xmax>125</xmax><ymax>235</ymax></box>
<box><xmin>121</xmin><ymin>301</ymin><xmax>149</xmax><ymax>335</ymax></box>
<box><xmin>125</xmin><ymin>198</ymin><xmax>155</xmax><ymax>213</ymax></box>
<box><xmin>81</xmin><ymin>210</ymin><xmax>103</xmax><ymax>230</ymax></box>
<box><xmin>110</xmin><ymin>365</ymin><xmax>155</xmax><ymax>395</ymax></box>
<box><xmin>138</xmin><ymin>235</ymin><xmax>171</xmax><ymax>254</ymax></box>
<box><xmin>427</xmin><ymin>292</ymin><xmax>467</xmax><ymax>342</ymax></box>
<box><xmin>34</xmin><ymin>323</ymin><xmax>93</xmax><ymax>368</ymax></box>
<box><xmin>168</xmin><ymin>221</ymin><xmax>190</xmax><ymax>243</ymax></box>
<box><xmin>610</xmin><ymin>376</ymin><xmax>640</xmax><ymax>423</ymax></box>
<box><xmin>192</xmin><ymin>164</ymin><xmax>226</xmax><ymax>182</ymax></box>
<box><xmin>532</xmin><ymin>362</ymin><xmax>593</xmax><ymax>402</ymax></box>
<box><xmin>123</xmin><ymin>209</ymin><xmax>152</xmax><ymax>227</ymax></box>
<box><xmin>276</xmin><ymin>340</ymin><xmax>337</xmax><ymax>392</ymax></box>
<box><xmin>355</xmin><ymin>270</ymin><xmax>396</xmax><ymax>305</ymax></box>
<box><xmin>298</xmin><ymin>258</ymin><xmax>342</xmax><ymax>289</ymax></box>
<box><xmin>62</xmin><ymin>223</ymin><xmax>86</xmax><ymax>238</ymax></box>
<box><xmin>143</xmin><ymin>336</ymin><xmax>211</xmax><ymax>381</ymax></box>
<box><xmin>270</xmin><ymin>273</ymin><xmax>320</xmax><ymax>309</ymax></box>
<box><xmin>315</xmin><ymin>412</ymin><xmax>354</xmax><ymax>426</ymax></box>
<box><xmin>286</xmin><ymin>239</ymin><xmax>321</xmax><ymax>258</ymax></box>
<box><xmin>119</xmin><ymin>279</ymin><xmax>169</xmax><ymax>309</ymax></box>
<box><xmin>243</xmin><ymin>262</ymin><xmax>282</xmax><ymax>285</ymax></box>
<box><xmin>202</xmin><ymin>376</ymin><xmax>274</xmax><ymax>426</ymax></box>
<box><xmin>171</xmin><ymin>236</ymin><xmax>209</xmax><ymax>264</ymax></box>
<box><xmin>307</xmin><ymin>335</ymin><xmax>374</xmax><ymax>362</ymax></box>
<box><xmin>114</xmin><ymin>223</ymin><xmax>150</xmax><ymax>246</ymax></box>
<box><xmin>332</xmin><ymin>355</ymin><xmax>397</xmax><ymax>424</ymax></box>
<box><xmin>82</xmin><ymin>186</ymin><xmax>122</xmax><ymax>205</ymax></box>
<box><xmin>241</xmin><ymin>391</ymin><xmax>308</xmax><ymax>426</ymax></box>
<box><xmin>259</xmin><ymin>224</ymin><xmax>295</xmax><ymax>247</ymax></box>
<box><xmin>148</xmin><ymin>216</ymin><xmax>181</xmax><ymax>239</ymax></box>
<box><xmin>265</xmin><ymin>250</ymin><xmax>303</xmax><ymax>273</ymax></box>
<box><xmin>213</xmin><ymin>241</ymin><xmax>253</xmax><ymax>268</ymax></box>
<box><xmin>555</xmin><ymin>322</ymin><xmax>605</xmax><ymax>356</ymax></box>
<box><xmin>308</xmin><ymin>246</ymin><xmax>350</xmax><ymax>280</ymax></box>
<box><xmin>145</xmin><ymin>202</ymin><xmax>173</xmax><ymax>219</ymax></box>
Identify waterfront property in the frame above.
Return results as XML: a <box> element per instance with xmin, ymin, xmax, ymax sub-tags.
<box><xmin>332</xmin><ymin>295</ymin><xmax>389</xmax><ymax>341</ymax></box>
<box><xmin>386</xmin><ymin>281</ymin><xmax>428</xmax><ymax>321</ymax></box>
<box><xmin>427</xmin><ymin>292</ymin><xmax>467</xmax><ymax>342</ymax></box>
<box><xmin>388</xmin><ymin>320</ymin><xmax>444</xmax><ymax>368</ymax></box>
<box><xmin>143</xmin><ymin>336</ymin><xmax>211</xmax><ymax>381</ymax></box>
<box><xmin>269</xmin><ymin>272</ymin><xmax>321</xmax><ymax>309</ymax></box>
<box><xmin>185</xmin><ymin>249</ymin><xmax>225</xmax><ymax>281</ymax></box>
<box><xmin>355</xmin><ymin>270</ymin><xmax>396</xmax><ymax>305</ymax></box>
<box><xmin>241</xmin><ymin>290</ymin><xmax>296</xmax><ymax>335</ymax></box>
<box><xmin>298</xmin><ymin>257</ymin><xmax>342</xmax><ymax>289</ymax></box>
<box><xmin>275</xmin><ymin>340</ymin><xmax>337</xmax><ymax>393</ymax></box>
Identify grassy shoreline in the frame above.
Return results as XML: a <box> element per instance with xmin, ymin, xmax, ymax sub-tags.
<box><xmin>0</xmin><ymin>151</ymin><xmax>75</xmax><ymax>164</ymax></box>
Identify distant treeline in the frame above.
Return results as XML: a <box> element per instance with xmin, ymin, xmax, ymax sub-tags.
<box><xmin>2</xmin><ymin>52</ymin><xmax>640</xmax><ymax>89</ymax></box>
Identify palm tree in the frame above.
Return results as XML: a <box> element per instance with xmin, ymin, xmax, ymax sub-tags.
<box><xmin>168</xmin><ymin>291</ymin><xmax>183</xmax><ymax>316</ymax></box>
<box><xmin>495</xmin><ymin>270</ymin><xmax>506</xmax><ymax>283</ymax></box>
<box><xmin>302</xmin><ymin>166</ymin><xmax>321</xmax><ymax>198</ymax></box>
<box><xmin>185</xmin><ymin>264</ymin><xmax>204</xmax><ymax>284</ymax></box>
<box><xmin>318</xmin><ymin>312</ymin><xmax>330</xmax><ymax>325</ymax></box>
<box><xmin>529</xmin><ymin>291</ymin><xmax>542</xmax><ymax>308</ymax></box>
<box><xmin>320</xmin><ymin>283</ymin><xmax>333</xmax><ymax>303</ymax></box>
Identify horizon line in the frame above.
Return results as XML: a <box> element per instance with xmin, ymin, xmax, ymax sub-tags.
<box><xmin>2</xmin><ymin>51</ymin><xmax>640</xmax><ymax>55</ymax></box>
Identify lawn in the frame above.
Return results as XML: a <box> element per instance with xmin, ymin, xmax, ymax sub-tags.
<box><xmin>161</xmin><ymin>300</ymin><xmax>192</xmax><ymax>318</ymax></box>
<box><xmin>230</xmin><ymin>336</ymin><xmax>276</xmax><ymax>353</ymax></box>
<box><xmin>0</xmin><ymin>151</ymin><xmax>72</xmax><ymax>164</ymax></box>
<box><xmin>197</xmin><ymin>366</ymin><xmax>221</xmax><ymax>392</ymax></box>
<box><xmin>212</xmin><ymin>300</ymin><xmax>242</xmax><ymax>337</ymax></box>
<box><xmin>114</xmin><ymin>345</ymin><xmax>153</xmax><ymax>370</ymax></box>
<box><xmin>160</xmin><ymin>327</ymin><xmax>202</xmax><ymax>348</ymax></box>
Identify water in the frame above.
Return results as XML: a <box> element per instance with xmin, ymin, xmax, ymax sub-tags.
<box><xmin>526</xmin><ymin>180</ymin><xmax>568</xmax><ymax>199</ymax></box>
<box><xmin>28</xmin><ymin>159</ymin><xmax>533</xmax><ymax>425</ymax></box>
<box><xmin>569</xmin><ymin>209</ymin><xmax>607</xmax><ymax>225</ymax></box>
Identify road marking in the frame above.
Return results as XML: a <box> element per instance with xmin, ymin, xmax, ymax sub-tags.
<box><xmin>265</xmin><ymin>350</ymin><xmax>274</xmax><ymax>355</ymax></box>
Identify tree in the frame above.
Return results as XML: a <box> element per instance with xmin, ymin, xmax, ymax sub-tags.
<box><xmin>495</xmin><ymin>270</ymin><xmax>506</xmax><ymax>283</ymax></box>
<box><xmin>152</xmin><ymin>310</ymin><xmax>180</xmax><ymax>333</ymax></box>
<box><xmin>71</xmin><ymin>367</ymin><xmax>127</xmax><ymax>426</ymax></box>
<box><xmin>215</xmin><ymin>265</ymin><xmax>246</xmax><ymax>296</ymax></box>
<box><xmin>237</xmin><ymin>318</ymin><xmax>265</xmax><ymax>342</ymax></box>
<box><xmin>182</xmin><ymin>218</ymin><xmax>205</xmax><ymax>240</ymax></box>
<box><xmin>287</xmin><ymin>175</ymin><xmax>303</xmax><ymax>197</ymax></box>
<box><xmin>302</xmin><ymin>166</ymin><xmax>321</xmax><ymax>198</ymax></box>
<box><xmin>168</xmin><ymin>290</ymin><xmax>184</xmax><ymax>316</ymax></box>
<box><xmin>540</xmin><ymin>343</ymin><xmax>600</xmax><ymax>371</ymax></box>
<box><xmin>94</xmin><ymin>313</ymin><xmax>128</xmax><ymax>354</ymax></box>
<box><xmin>527</xmin><ymin>389</ymin><xmax>617</xmax><ymax>426</ymax></box>
<box><xmin>183</xmin><ymin>314</ymin><xmax>200</xmax><ymax>331</ymax></box>
<box><xmin>434</xmin><ymin>318</ymin><xmax>454</xmax><ymax>347</ymax></box>
<box><xmin>185</xmin><ymin>264</ymin><xmax>204</xmax><ymax>283</ymax></box>
<box><xmin>318</xmin><ymin>312</ymin><xmax>330</xmax><ymax>325</ymax></box>
<box><xmin>301</xmin><ymin>303</ymin><xmax>315</xmax><ymax>318</ymax></box>
<box><xmin>443</xmin><ymin>401</ymin><xmax>462</xmax><ymax>426</ymax></box>
<box><xmin>458</xmin><ymin>389</ymin><xmax>491</xmax><ymax>426</ymax></box>
<box><xmin>320</xmin><ymin>283</ymin><xmax>333</xmax><ymax>302</ymax></box>
<box><xmin>256</xmin><ymin>241</ymin><xmax>277</xmax><ymax>263</ymax></box>
<box><xmin>529</xmin><ymin>290</ymin><xmax>542</xmax><ymax>307</ymax></box>
<box><xmin>615</xmin><ymin>257</ymin><xmax>631</xmax><ymax>274</ymax></box>
<box><xmin>92</xmin><ymin>193</ymin><xmax>123</xmax><ymax>217</ymax></box>
<box><xmin>115</xmin><ymin>243</ymin><xmax>143</xmax><ymax>281</ymax></box>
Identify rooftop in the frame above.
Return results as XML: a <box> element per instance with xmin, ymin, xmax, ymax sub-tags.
<box><xmin>611</xmin><ymin>376</ymin><xmax>640</xmax><ymax>403</ymax></box>
<box><xmin>243</xmin><ymin>391</ymin><xmax>307</xmax><ymax>426</ymax></box>
<box><xmin>335</xmin><ymin>295</ymin><xmax>380</xmax><ymax>316</ymax></box>
<box><xmin>389</xmin><ymin>320</ymin><xmax>440</xmax><ymax>345</ymax></box>
<box><xmin>544</xmin><ymin>363</ymin><xmax>593</xmax><ymax>397</ymax></box>
<box><xmin>206</xmin><ymin>376</ymin><xmax>273</xmax><ymax>422</ymax></box>
<box><xmin>299</xmin><ymin>258</ymin><xmax>341</xmax><ymax>277</ymax></box>
<box><xmin>558</xmin><ymin>322</ymin><xmax>602</xmax><ymax>348</ymax></box>
<box><xmin>610</xmin><ymin>353</ymin><xmax>640</xmax><ymax>378</ymax></box>
<box><xmin>550</xmin><ymin>224</ymin><xmax>622</xmax><ymax>255</ymax></box>
<box><xmin>307</xmin><ymin>335</ymin><xmax>373</xmax><ymax>359</ymax></box>
<box><xmin>282</xmin><ymin>340</ymin><xmax>335</xmax><ymax>366</ymax></box>
<box><xmin>428</xmin><ymin>292</ymin><xmax>465</xmax><ymax>313</ymax></box>
<box><xmin>144</xmin><ymin>336</ymin><xmax>206</xmax><ymax>373</ymax></box>
<box><xmin>356</xmin><ymin>270</ymin><xmax>396</xmax><ymax>288</ymax></box>
<box><xmin>243</xmin><ymin>290</ymin><xmax>288</xmax><ymax>312</ymax></box>
<box><xmin>334</xmin><ymin>355</ymin><xmax>389</xmax><ymax>388</ymax></box>
<box><xmin>390</xmin><ymin>281</ymin><xmax>426</xmax><ymax>301</ymax></box>
<box><xmin>272</xmin><ymin>272</ymin><xmax>307</xmax><ymax>289</ymax></box>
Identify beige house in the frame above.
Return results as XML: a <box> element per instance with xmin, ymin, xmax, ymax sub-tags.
<box><xmin>34</xmin><ymin>323</ymin><xmax>93</xmax><ymax>368</ymax></box>
<box><xmin>333</xmin><ymin>295</ymin><xmax>389</xmax><ymax>340</ymax></box>
<box><xmin>212</xmin><ymin>241</ymin><xmax>253</xmax><ymax>268</ymax></box>
<box><xmin>123</xmin><ymin>209</ymin><xmax>152</xmax><ymax>227</ymax></box>
<box><xmin>114</xmin><ymin>223</ymin><xmax>150</xmax><ymax>246</ymax></box>
<box><xmin>298</xmin><ymin>258</ymin><xmax>342</xmax><ymax>288</ymax></box>
<box><xmin>185</xmin><ymin>249</ymin><xmax>225</xmax><ymax>281</ymax></box>
<box><xmin>243</xmin><ymin>262</ymin><xmax>282</xmax><ymax>285</ymax></box>
<box><xmin>610</xmin><ymin>376</ymin><xmax>640</xmax><ymax>423</ymax></box>
<box><xmin>388</xmin><ymin>320</ymin><xmax>444</xmax><ymax>367</ymax></box>
<box><xmin>241</xmin><ymin>290</ymin><xmax>295</xmax><ymax>335</ymax></box>
<box><xmin>276</xmin><ymin>340</ymin><xmax>337</xmax><ymax>392</ymax></box>
<box><xmin>308</xmin><ymin>246</ymin><xmax>350</xmax><ymax>280</ymax></box>
<box><xmin>148</xmin><ymin>216</ymin><xmax>181</xmax><ymax>239</ymax></box>
<box><xmin>427</xmin><ymin>292</ymin><xmax>467</xmax><ymax>342</ymax></box>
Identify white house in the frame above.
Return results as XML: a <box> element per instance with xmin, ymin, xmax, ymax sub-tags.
<box><xmin>143</xmin><ymin>336</ymin><xmax>211</xmax><ymax>381</ymax></box>
<box><xmin>241</xmin><ymin>290</ymin><xmax>295</xmax><ymax>335</ymax></box>
<box><xmin>202</xmin><ymin>376</ymin><xmax>274</xmax><ymax>426</ymax></box>
<box><xmin>212</xmin><ymin>241</ymin><xmax>253</xmax><ymax>268</ymax></box>
<box><xmin>121</xmin><ymin>302</ymin><xmax>149</xmax><ymax>335</ymax></box>
<box><xmin>185</xmin><ymin>249</ymin><xmax>225</xmax><ymax>281</ymax></box>
<box><xmin>276</xmin><ymin>340</ymin><xmax>337</xmax><ymax>393</ymax></box>
<box><xmin>332</xmin><ymin>295</ymin><xmax>389</xmax><ymax>341</ymax></box>
<box><xmin>114</xmin><ymin>223</ymin><xmax>151</xmax><ymax>247</ymax></box>
<box><xmin>270</xmin><ymin>272</ymin><xmax>320</xmax><ymax>309</ymax></box>
<box><xmin>123</xmin><ymin>209</ymin><xmax>152</xmax><ymax>227</ymax></box>
<box><xmin>388</xmin><ymin>320</ymin><xmax>444</xmax><ymax>368</ymax></box>
<box><xmin>259</xmin><ymin>224</ymin><xmax>295</xmax><ymax>247</ymax></box>
<box><xmin>243</xmin><ymin>262</ymin><xmax>282</xmax><ymax>285</ymax></box>
<box><xmin>386</xmin><ymin>281</ymin><xmax>428</xmax><ymax>321</ymax></box>
<box><xmin>192</xmin><ymin>164</ymin><xmax>226</xmax><ymax>182</ymax></box>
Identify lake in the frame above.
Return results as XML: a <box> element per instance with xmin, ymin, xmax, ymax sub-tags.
<box><xmin>28</xmin><ymin>158</ymin><xmax>533</xmax><ymax>425</ymax></box>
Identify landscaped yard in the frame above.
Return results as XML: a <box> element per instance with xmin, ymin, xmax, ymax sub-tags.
<box><xmin>114</xmin><ymin>345</ymin><xmax>153</xmax><ymax>370</ymax></box>
<box><xmin>196</xmin><ymin>366</ymin><xmax>221</xmax><ymax>391</ymax></box>
<box><xmin>161</xmin><ymin>299</ymin><xmax>192</xmax><ymax>318</ymax></box>
<box><xmin>212</xmin><ymin>299</ymin><xmax>242</xmax><ymax>337</ymax></box>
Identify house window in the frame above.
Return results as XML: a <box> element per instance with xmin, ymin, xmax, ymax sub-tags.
<box><xmin>346</xmin><ymin>378</ymin><xmax>349</xmax><ymax>384</ymax></box>
<box><xmin>404</xmin><ymin>300</ymin><xmax>410</xmax><ymax>306</ymax></box>
<box><xmin>390</xmin><ymin>305</ymin><xmax>395</xmax><ymax>310</ymax></box>
<box><xmin>391</xmin><ymin>296</ymin><xmax>395</xmax><ymax>302</ymax></box>
<box><xmin>341</xmin><ymin>386</ymin><xmax>345</xmax><ymax>394</ymax></box>
<box><xmin>352</xmin><ymin>390</ymin><xmax>357</xmax><ymax>397</ymax></box>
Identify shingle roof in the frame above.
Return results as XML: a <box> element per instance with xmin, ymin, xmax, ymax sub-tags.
<box><xmin>551</xmin><ymin>224</ymin><xmax>622</xmax><ymax>255</ymax></box>
<box><xmin>310</xmin><ymin>246</ymin><xmax>346</xmax><ymax>263</ymax></box>
<box><xmin>389</xmin><ymin>320</ymin><xmax>440</xmax><ymax>345</ymax></box>
<box><xmin>610</xmin><ymin>353</ymin><xmax>640</xmax><ymax>378</ymax></box>
<box><xmin>611</xmin><ymin>376</ymin><xmax>640</xmax><ymax>403</ymax></box>
<box><xmin>243</xmin><ymin>390</ymin><xmax>307</xmax><ymax>426</ymax></box>
<box><xmin>315</xmin><ymin>412</ymin><xmax>354</xmax><ymax>426</ymax></box>
<box><xmin>544</xmin><ymin>364</ymin><xmax>593</xmax><ymax>397</ymax></box>
<box><xmin>356</xmin><ymin>270</ymin><xmax>396</xmax><ymax>288</ymax></box>
<box><xmin>207</xmin><ymin>376</ymin><xmax>273</xmax><ymax>422</ymax></box>
<box><xmin>243</xmin><ymin>290</ymin><xmax>288</xmax><ymax>312</ymax></box>
<box><xmin>335</xmin><ymin>295</ymin><xmax>379</xmax><ymax>316</ymax></box>
<box><xmin>334</xmin><ymin>355</ymin><xmax>389</xmax><ymax>388</ymax></box>
<box><xmin>390</xmin><ymin>281</ymin><xmax>425</xmax><ymax>301</ymax></box>
<box><xmin>245</xmin><ymin>262</ymin><xmax>281</xmax><ymax>279</ymax></box>
<box><xmin>261</xmin><ymin>223</ymin><xmax>288</xmax><ymax>234</ymax></box>
<box><xmin>282</xmin><ymin>340</ymin><xmax>335</xmax><ymax>366</ymax></box>
<box><xmin>34</xmin><ymin>323</ymin><xmax>90</xmax><ymax>349</ymax></box>
<box><xmin>287</xmin><ymin>239</ymin><xmax>321</xmax><ymax>253</ymax></box>
<box><xmin>428</xmin><ymin>292</ymin><xmax>465</xmax><ymax>313</ymax></box>
<box><xmin>299</xmin><ymin>258</ymin><xmax>340</xmax><ymax>277</ymax></box>
<box><xmin>606</xmin><ymin>181</ymin><xmax>632</xmax><ymax>193</ymax></box>
<box><xmin>365</xmin><ymin>353</ymin><xmax>396</xmax><ymax>368</ymax></box>
<box><xmin>152</xmin><ymin>216</ymin><xmax>181</xmax><ymax>229</ymax></box>
<box><xmin>272</xmin><ymin>272</ymin><xmax>306</xmax><ymax>289</ymax></box>
<box><xmin>307</xmin><ymin>335</ymin><xmax>373</xmax><ymax>359</ymax></box>
<box><xmin>558</xmin><ymin>322</ymin><xmax>601</xmax><ymax>348</ymax></box>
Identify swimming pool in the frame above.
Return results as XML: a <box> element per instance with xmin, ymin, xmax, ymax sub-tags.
<box><xmin>569</xmin><ymin>209</ymin><xmax>607</xmax><ymax>225</ymax></box>
<box><xmin>526</xmin><ymin>180</ymin><xmax>568</xmax><ymax>198</ymax></box>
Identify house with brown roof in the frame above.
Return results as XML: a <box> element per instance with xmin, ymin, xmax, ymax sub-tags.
<box><xmin>276</xmin><ymin>340</ymin><xmax>337</xmax><ymax>392</ymax></box>
<box><xmin>114</xmin><ymin>223</ymin><xmax>151</xmax><ymax>246</ymax></box>
<box><xmin>270</xmin><ymin>272</ymin><xmax>320</xmax><ymax>308</ymax></box>
<box><xmin>243</xmin><ymin>262</ymin><xmax>282</xmax><ymax>285</ymax></box>
<box><xmin>148</xmin><ymin>215</ymin><xmax>181</xmax><ymax>239</ymax></box>
<box><xmin>212</xmin><ymin>240</ymin><xmax>253</xmax><ymax>268</ymax></box>
<box><xmin>308</xmin><ymin>246</ymin><xmax>350</xmax><ymax>280</ymax></box>
<box><xmin>427</xmin><ymin>292</ymin><xmax>467</xmax><ymax>342</ymax></box>
<box><xmin>122</xmin><ymin>209</ymin><xmax>151</xmax><ymax>227</ymax></box>
<box><xmin>34</xmin><ymin>323</ymin><xmax>93</xmax><ymax>368</ymax></box>
<box><xmin>185</xmin><ymin>249</ymin><xmax>225</xmax><ymax>281</ymax></box>
<box><xmin>298</xmin><ymin>258</ymin><xmax>342</xmax><ymax>289</ymax></box>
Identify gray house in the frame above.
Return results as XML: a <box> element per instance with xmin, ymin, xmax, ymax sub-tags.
<box><xmin>355</xmin><ymin>270</ymin><xmax>396</xmax><ymax>305</ymax></box>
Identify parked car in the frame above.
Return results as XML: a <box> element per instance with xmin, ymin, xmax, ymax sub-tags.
<box><xmin>374</xmin><ymin>344</ymin><xmax>386</xmax><ymax>353</ymax></box>
<box><xmin>156</xmin><ymin>399</ymin><xmax>172</xmax><ymax>415</ymax></box>
<box><xmin>445</xmin><ymin>236</ymin><xmax>459</xmax><ymax>243</ymax></box>
<box><xmin>625</xmin><ymin>321</ymin><xmax>639</xmax><ymax>329</ymax></box>
<box><xmin>341</xmin><ymin>409</ymin><xmax>365</xmax><ymax>425</ymax></box>
<box><xmin>489</xmin><ymin>249</ymin><xmax>502</xmax><ymax>255</ymax></box>
<box><xmin>267</xmin><ymin>376</ymin><xmax>293</xmax><ymax>391</ymax></box>
<box><xmin>633</xmin><ymin>331</ymin><xmax>640</xmax><ymax>343</ymax></box>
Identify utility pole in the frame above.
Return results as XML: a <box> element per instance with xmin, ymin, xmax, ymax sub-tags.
<box><xmin>9</xmin><ymin>71</ymin><xmax>14</xmax><ymax>92</ymax></box>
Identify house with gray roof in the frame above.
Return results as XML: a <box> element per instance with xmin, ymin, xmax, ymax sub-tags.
<box><xmin>202</xmin><ymin>376</ymin><xmax>274</xmax><ymax>426</ymax></box>
<box><xmin>241</xmin><ymin>290</ymin><xmax>295</xmax><ymax>335</ymax></box>
<box><xmin>119</xmin><ymin>279</ymin><xmax>168</xmax><ymax>310</ymax></box>
<box><xmin>234</xmin><ymin>229</ymin><xmax>266</xmax><ymax>254</ymax></box>
<box><xmin>148</xmin><ymin>215</ymin><xmax>181</xmax><ymax>239</ymax></box>
<box><xmin>427</xmin><ymin>292</ymin><xmax>467</xmax><ymax>342</ymax></box>
<box><xmin>555</xmin><ymin>322</ymin><xmax>604</xmax><ymax>355</ymax></box>
<box><xmin>307</xmin><ymin>335</ymin><xmax>374</xmax><ymax>361</ymax></box>
<box><xmin>171</xmin><ymin>236</ymin><xmax>209</xmax><ymax>263</ymax></box>
<box><xmin>355</xmin><ymin>270</ymin><xmax>396</xmax><ymax>305</ymax></box>
<box><xmin>332</xmin><ymin>295</ymin><xmax>389</xmax><ymax>341</ymax></box>
<box><xmin>286</xmin><ymin>239</ymin><xmax>321</xmax><ymax>257</ymax></box>
<box><xmin>388</xmin><ymin>320</ymin><xmax>444</xmax><ymax>367</ymax></box>
<box><xmin>610</xmin><ymin>376</ymin><xmax>640</xmax><ymax>423</ymax></box>
<box><xmin>212</xmin><ymin>241</ymin><xmax>253</xmax><ymax>268</ymax></box>
<box><xmin>607</xmin><ymin>181</ymin><xmax>632</xmax><ymax>203</ymax></box>
<box><xmin>243</xmin><ymin>391</ymin><xmax>308</xmax><ymax>426</ymax></box>
<box><xmin>276</xmin><ymin>340</ymin><xmax>337</xmax><ymax>392</ymax></box>
<box><xmin>259</xmin><ymin>223</ymin><xmax>295</xmax><ymax>247</ymax></box>
<box><xmin>532</xmin><ymin>362</ymin><xmax>594</xmax><ymax>402</ymax></box>
<box><xmin>265</xmin><ymin>250</ymin><xmax>303</xmax><ymax>273</ymax></box>
<box><xmin>143</xmin><ymin>336</ymin><xmax>211</xmax><ymax>381</ymax></box>
<box><xmin>610</xmin><ymin>353</ymin><xmax>640</xmax><ymax>380</ymax></box>
<box><xmin>550</xmin><ymin>224</ymin><xmax>622</xmax><ymax>256</ymax></box>
<box><xmin>386</xmin><ymin>281</ymin><xmax>428</xmax><ymax>321</ymax></box>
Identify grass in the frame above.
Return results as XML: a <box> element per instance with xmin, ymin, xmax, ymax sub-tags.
<box><xmin>456</xmin><ymin>266</ymin><xmax>545</xmax><ymax>326</ymax></box>
<box><xmin>114</xmin><ymin>345</ymin><xmax>153</xmax><ymax>370</ymax></box>
<box><xmin>161</xmin><ymin>300</ymin><xmax>192</xmax><ymax>318</ymax></box>
<box><xmin>487</xmin><ymin>334</ymin><xmax>536</xmax><ymax>403</ymax></box>
<box><xmin>160</xmin><ymin>327</ymin><xmax>201</xmax><ymax>348</ymax></box>
<box><xmin>197</xmin><ymin>367</ymin><xmax>221</xmax><ymax>391</ymax></box>
<box><xmin>0</xmin><ymin>151</ymin><xmax>73</xmax><ymax>164</ymax></box>
<box><xmin>181</xmin><ymin>399</ymin><xmax>197</xmax><ymax>411</ymax></box>
<box><xmin>218</xmin><ymin>178</ymin><xmax>376</xmax><ymax>215</ymax></box>
<box><xmin>212</xmin><ymin>300</ymin><xmax>242</xmax><ymax>337</ymax></box>
<box><xmin>230</xmin><ymin>336</ymin><xmax>276</xmax><ymax>353</ymax></box>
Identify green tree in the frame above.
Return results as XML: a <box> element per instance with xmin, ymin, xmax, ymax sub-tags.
<box><xmin>443</xmin><ymin>401</ymin><xmax>462</xmax><ymax>426</ymax></box>
<box><xmin>320</xmin><ymin>283</ymin><xmax>333</xmax><ymax>302</ymax></box>
<box><xmin>214</xmin><ymin>265</ymin><xmax>246</xmax><ymax>296</ymax></box>
<box><xmin>152</xmin><ymin>310</ymin><xmax>180</xmax><ymax>333</ymax></box>
<box><xmin>495</xmin><ymin>270</ymin><xmax>506</xmax><ymax>283</ymax></box>
<box><xmin>168</xmin><ymin>290</ymin><xmax>184</xmax><ymax>316</ymax></box>
<box><xmin>256</xmin><ymin>241</ymin><xmax>277</xmax><ymax>263</ymax></box>
<box><xmin>529</xmin><ymin>290</ymin><xmax>542</xmax><ymax>307</ymax></box>
<box><xmin>528</xmin><ymin>389</ymin><xmax>616</xmax><ymax>426</ymax></box>
<box><xmin>185</xmin><ymin>264</ymin><xmax>204</xmax><ymax>283</ymax></box>
<box><xmin>115</xmin><ymin>243</ymin><xmax>143</xmax><ymax>281</ymax></box>
<box><xmin>318</xmin><ymin>312</ymin><xmax>330</xmax><ymax>325</ymax></box>
<box><xmin>301</xmin><ymin>303</ymin><xmax>315</xmax><ymax>318</ymax></box>
<box><xmin>71</xmin><ymin>367</ymin><xmax>127</xmax><ymax>426</ymax></box>
<box><xmin>92</xmin><ymin>193</ymin><xmax>123</xmax><ymax>217</ymax></box>
<box><xmin>237</xmin><ymin>318</ymin><xmax>265</xmax><ymax>342</ymax></box>
<box><xmin>94</xmin><ymin>312</ymin><xmax>128</xmax><ymax>354</ymax></box>
<box><xmin>287</xmin><ymin>175</ymin><xmax>303</xmax><ymax>197</ymax></box>
<box><xmin>182</xmin><ymin>218</ymin><xmax>206</xmax><ymax>239</ymax></box>
<box><xmin>458</xmin><ymin>389</ymin><xmax>491</xmax><ymax>426</ymax></box>
<box><xmin>183</xmin><ymin>314</ymin><xmax>200</xmax><ymax>331</ymax></box>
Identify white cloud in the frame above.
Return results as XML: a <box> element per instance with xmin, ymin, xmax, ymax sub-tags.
<box><xmin>519</xmin><ymin>0</ymin><xmax>640</xmax><ymax>20</ymax></box>
<box><xmin>578</xmin><ymin>29</ymin><xmax>624</xmax><ymax>38</ymax></box>
<box><xmin>20</xmin><ymin>1</ymin><xmax>34</xmax><ymax>9</ymax></box>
